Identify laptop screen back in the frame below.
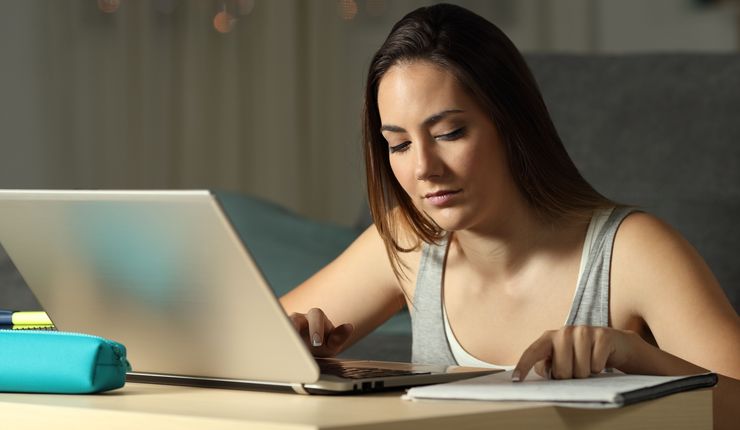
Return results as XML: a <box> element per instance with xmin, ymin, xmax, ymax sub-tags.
<box><xmin>0</xmin><ymin>190</ymin><xmax>319</xmax><ymax>384</ymax></box>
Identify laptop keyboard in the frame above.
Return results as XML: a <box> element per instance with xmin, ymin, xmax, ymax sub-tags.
<box><xmin>318</xmin><ymin>361</ymin><xmax>431</xmax><ymax>380</ymax></box>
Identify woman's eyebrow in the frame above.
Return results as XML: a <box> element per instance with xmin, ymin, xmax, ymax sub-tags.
<box><xmin>380</xmin><ymin>109</ymin><xmax>464</xmax><ymax>133</ymax></box>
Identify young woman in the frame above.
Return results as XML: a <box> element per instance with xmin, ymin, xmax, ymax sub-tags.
<box><xmin>280</xmin><ymin>3</ymin><xmax>739</xmax><ymax>424</ymax></box>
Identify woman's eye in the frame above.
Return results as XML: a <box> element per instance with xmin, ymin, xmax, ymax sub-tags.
<box><xmin>389</xmin><ymin>141</ymin><xmax>411</xmax><ymax>153</ymax></box>
<box><xmin>436</xmin><ymin>127</ymin><xmax>466</xmax><ymax>141</ymax></box>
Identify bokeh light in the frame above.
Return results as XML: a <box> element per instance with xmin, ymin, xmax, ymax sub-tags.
<box><xmin>337</xmin><ymin>0</ymin><xmax>358</xmax><ymax>21</ymax></box>
<box><xmin>98</xmin><ymin>0</ymin><xmax>121</xmax><ymax>14</ymax></box>
<box><xmin>214</xmin><ymin>10</ymin><xmax>237</xmax><ymax>33</ymax></box>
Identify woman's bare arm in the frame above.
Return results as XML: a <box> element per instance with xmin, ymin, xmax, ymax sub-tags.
<box><xmin>279</xmin><ymin>225</ymin><xmax>408</xmax><ymax>354</ymax></box>
<box><xmin>611</xmin><ymin>212</ymin><xmax>740</xmax><ymax>378</ymax></box>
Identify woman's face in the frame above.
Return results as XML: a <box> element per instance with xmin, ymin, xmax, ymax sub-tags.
<box><xmin>377</xmin><ymin>61</ymin><xmax>517</xmax><ymax>233</ymax></box>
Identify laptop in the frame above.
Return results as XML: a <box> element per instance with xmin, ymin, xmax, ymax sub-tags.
<box><xmin>0</xmin><ymin>190</ymin><xmax>500</xmax><ymax>394</ymax></box>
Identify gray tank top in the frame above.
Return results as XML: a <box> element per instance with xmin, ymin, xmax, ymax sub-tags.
<box><xmin>411</xmin><ymin>206</ymin><xmax>637</xmax><ymax>365</ymax></box>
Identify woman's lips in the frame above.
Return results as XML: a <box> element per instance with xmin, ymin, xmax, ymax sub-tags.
<box><xmin>424</xmin><ymin>189</ymin><xmax>462</xmax><ymax>207</ymax></box>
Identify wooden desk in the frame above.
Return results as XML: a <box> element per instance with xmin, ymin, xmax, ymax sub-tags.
<box><xmin>0</xmin><ymin>383</ymin><xmax>711</xmax><ymax>429</ymax></box>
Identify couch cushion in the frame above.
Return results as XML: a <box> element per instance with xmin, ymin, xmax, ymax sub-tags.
<box><xmin>215</xmin><ymin>191</ymin><xmax>359</xmax><ymax>298</ymax></box>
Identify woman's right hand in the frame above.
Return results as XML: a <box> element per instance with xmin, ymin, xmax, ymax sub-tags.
<box><xmin>288</xmin><ymin>308</ymin><xmax>354</xmax><ymax>357</ymax></box>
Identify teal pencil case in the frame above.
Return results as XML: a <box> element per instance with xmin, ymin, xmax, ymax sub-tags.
<box><xmin>0</xmin><ymin>330</ymin><xmax>132</xmax><ymax>394</ymax></box>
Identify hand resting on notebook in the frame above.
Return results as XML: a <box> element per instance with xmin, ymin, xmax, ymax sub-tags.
<box><xmin>512</xmin><ymin>325</ymin><xmax>634</xmax><ymax>382</ymax></box>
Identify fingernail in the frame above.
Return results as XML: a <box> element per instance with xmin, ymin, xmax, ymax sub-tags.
<box><xmin>511</xmin><ymin>370</ymin><xmax>521</xmax><ymax>382</ymax></box>
<box><xmin>312</xmin><ymin>332</ymin><xmax>322</xmax><ymax>347</ymax></box>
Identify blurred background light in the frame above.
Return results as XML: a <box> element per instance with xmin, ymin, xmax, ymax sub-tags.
<box><xmin>97</xmin><ymin>0</ymin><xmax>121</xmax><ymax>14</ymax></box>
<box><xmin>338</xmin><ymin>0</ymin><xmax>358</xmax><ymax>21</ymax></box>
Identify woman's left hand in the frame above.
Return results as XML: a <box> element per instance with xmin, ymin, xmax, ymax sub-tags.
<box><xmin>512</xmin><ymin>325</ymin><xmax>640</xmax><ymax>382</ymax></box>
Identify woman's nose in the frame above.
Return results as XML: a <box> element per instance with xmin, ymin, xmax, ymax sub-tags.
<box><xmin>414</xmin><ymin>139</ymin><xmax>442</xmax><ymax>181</ymax></box>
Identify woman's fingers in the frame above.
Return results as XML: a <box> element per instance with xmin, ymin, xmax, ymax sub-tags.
<box><xmin>533</xmin><ymin>358</ymin><xmax>551</xmax><ymax>379</ymax></box>
<box><xmin>513</xmin><ymin>331</ymin><xmax>554</xmax><ymax>382</ymax></box>
<box><xmin>306</xmin><ymin>307</ymin><xmax>332</xmax><ymax>347</ymax></box>
<box><xmin>551</xmin><ymin>328</ymin><xmax>574</xmax><ymax>379</ymax></box>
<box><xmin>288</xmin><ymin>312</ymin><xmax>308</xmax><ymax>333</ymax></box>
<box><xmin>572</xmin><ymin>326</ymin><xmax>594</xmax><ymax>378</ymax></box>
<box><xmin>514</xmin><ymin>326</ymin><xmax>627</xmax><ymax>382</ymax></box>
<box><xmin>289</xmin><ymin>308</ymin><xmax>354</xmax><ymax>357</ymax></box>
<box><xmin>326</xmin><ymin>323</ymin><xmax>355</xmax><ymax>349</ymax></box>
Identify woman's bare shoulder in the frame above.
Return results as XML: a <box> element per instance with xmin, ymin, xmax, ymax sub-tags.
<box><xmin>611</xmin><ymin>211</ymin><xmax>740</xmax><ymax>375</ymax></box>
<box><xmin>611</xmin><ymin>211</ymin><xmax>723</xmax><ymax>307</ymax></box>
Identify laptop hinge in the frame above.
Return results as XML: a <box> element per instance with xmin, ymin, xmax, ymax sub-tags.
<box><xmin>290</xmin><ymin>383</ymin><xmax>310</xmax><ymax>395</ymax></box>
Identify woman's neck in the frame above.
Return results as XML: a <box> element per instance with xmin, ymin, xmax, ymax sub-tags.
<box><xmin>449</xmin><ymin>203</ymin><xmax>589</xmax><ymax>285</ymax></box>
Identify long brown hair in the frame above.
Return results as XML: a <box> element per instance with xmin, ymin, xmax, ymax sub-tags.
<box><xmin>363</xmin><ymin>4</ymin><xmax>612</xmax><ymax>279</ymax></box>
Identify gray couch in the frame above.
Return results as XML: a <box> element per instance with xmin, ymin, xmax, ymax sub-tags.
<box><xmin>528</xmin><ymin>53</ymin><xmax>740</xmax><ymax>313</ymax></box>
<box><xmin>1</xmin><ymin>54</ymin><xmax>738</xmax><ymax>364</ymax></box>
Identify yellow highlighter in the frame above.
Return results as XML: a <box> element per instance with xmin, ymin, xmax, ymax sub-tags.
<box><xmin>11</xmin><ymin>311</ymin><xmax>53</xmax><ymax>326</ymax></box>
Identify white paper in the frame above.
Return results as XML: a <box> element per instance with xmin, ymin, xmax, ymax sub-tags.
<box><xmin>404</xmin><ymin>370</ymin><xmax>699</xmax><ymax>408</ymax></box>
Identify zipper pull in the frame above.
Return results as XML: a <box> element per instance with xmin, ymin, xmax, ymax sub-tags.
<box><xmin>110</xmin><ymin>343</ymin><xmax>132</xmax><ymax>371</ymax></box>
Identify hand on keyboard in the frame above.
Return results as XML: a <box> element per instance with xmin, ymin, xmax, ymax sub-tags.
<box><xmin>288</xmin><ymin>308</ymin><xmax>354</xmax><ymax>357</ymax></box>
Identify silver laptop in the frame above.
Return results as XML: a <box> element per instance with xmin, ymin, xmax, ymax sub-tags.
<box><xmin>0</xmin><ymin>190</ymin><xmax>499</xmax><ymax>394</ymax></box>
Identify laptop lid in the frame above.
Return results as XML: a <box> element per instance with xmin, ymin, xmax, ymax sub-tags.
<box><xmin>0</xmin><ymin>190</ymin><xmax>320</xmax><ymax>385</ymax></box>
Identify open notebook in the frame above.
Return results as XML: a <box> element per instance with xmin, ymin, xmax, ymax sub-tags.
<box><xmin>404</xmin><ymin>370</ymin><xmax>717</xmax><ymax>408</ymax></box>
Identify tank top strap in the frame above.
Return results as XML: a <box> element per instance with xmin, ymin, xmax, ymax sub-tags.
<box><xmin>565</xmin><ymin>206</ymin><xmax>639</xmax><ymax>327</ymax></box>
<box><xmin>411</xmin><ymin>235</ymin><xmax>457</xmax><ymax>365</ymax></box>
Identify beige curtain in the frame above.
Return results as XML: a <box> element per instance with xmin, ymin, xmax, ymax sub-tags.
<box><xmin>2</xmin><ymin>0</ymin><xmax>364</xmax><ymax>225</ymax></box>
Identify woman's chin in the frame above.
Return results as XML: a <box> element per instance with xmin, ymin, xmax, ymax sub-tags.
<box><xmin>429</xmin><ymin>208</ymin><xmax>470</xmax><ymax>232</ymax></box>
